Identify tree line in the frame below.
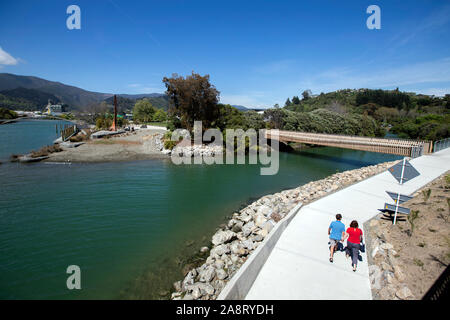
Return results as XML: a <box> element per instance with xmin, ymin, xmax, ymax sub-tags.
<box><xmin>283</xmin><ymin>88</ymin><xmax>449</xmax><ymax>141</ymax></box>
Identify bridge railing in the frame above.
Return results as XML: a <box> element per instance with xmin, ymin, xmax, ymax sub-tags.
<box><xmin>433</xmin><ymin>138</ymin><xmax>450</xmax><ymax>153</ymax></box>
<box><xmin>265</xmin><ymin>130</ymin><xmax>432</xmax><ymax>157</ymax></box>
<box><xmin>271</xmin><ymin>130</ymin><xmax>430</xmax><ymax>147</ymax></box>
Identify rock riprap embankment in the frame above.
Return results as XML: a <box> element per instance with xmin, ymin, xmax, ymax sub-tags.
<box><xmin>171</xmin><ymin>160</ymin><xmax>397</xmax><ymax>300</ymax></box>
<box><xmin>171</xmin><ymin>144</ymin><xmax>223</xmax><ymax>158</ymax></box>
<box><xmin>366</xmin><ymin>219</ymin><xmax>415</xmax><ymax>300</ymax></box>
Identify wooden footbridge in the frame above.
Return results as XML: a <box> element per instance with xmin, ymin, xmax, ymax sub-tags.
<box><xmin>265</xmin><ymin>130</ymin><xmax>433</xmax><ymax>157</ymax></box>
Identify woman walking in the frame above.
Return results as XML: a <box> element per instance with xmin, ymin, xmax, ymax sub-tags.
<box><xmin>344</xmin><ymin>220</ymin><xmax>363</xmax><ymax>272</ymax></box>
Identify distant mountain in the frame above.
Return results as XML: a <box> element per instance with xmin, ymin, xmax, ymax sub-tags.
<box><xmin>0</xmin><ymin>73</ymin><xmax>111</xmax><ymax>108</ymax></box>
<box><xmin>102</xmin><ymin>96</ymin><xmax>135</xmax><ymax>112</ymax></box>
<box><xmin>0</xmin><ymin>73</ymin><xmax>169</xmax><ymax>111</ymax></box>
<box><xmin>103</xmin><ymin>94</ymin><xmax>169</xmax><ymax>111</ymax></box>
<box><xmin>231</xmin><ymin>105</ymin><xmax>249</xmax><ymax>111</ymax></box>
<box><xmin>117</xmin><ymin>93</ymin><xmax>165</xmax><ymax>99</ymax></box>
<box><xmin>0</xmin><ymin>87</ymin><xmax>62</xmax><ymax>111</ymax></box>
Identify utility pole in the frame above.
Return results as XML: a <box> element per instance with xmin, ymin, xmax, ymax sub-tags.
<box><xmin>110</xmin><ymin>94</ymin><xmax>118</xmax><ymax>131</ymax></box>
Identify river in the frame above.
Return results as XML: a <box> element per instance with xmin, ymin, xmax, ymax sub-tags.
<box><xmin>0</xmin><ymin>119</ymin><xmax>401</xmax><ymax>299</ymax></box>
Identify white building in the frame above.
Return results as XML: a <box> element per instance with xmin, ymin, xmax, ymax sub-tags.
<box><xmin>45</xmin><ymin>101</ymin><xmax>63</xmax><ymax>115</ymax></box>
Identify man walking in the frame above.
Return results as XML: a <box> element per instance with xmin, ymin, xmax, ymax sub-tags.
<box><xmin>328</xmin><ymin>214</ymin><xmax>345</xmax><ymax>263</ymax></box>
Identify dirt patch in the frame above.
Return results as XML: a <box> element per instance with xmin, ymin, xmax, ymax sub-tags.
<box><xmin>365</xmin><ymin>171</ymin><xmax>450</xmax><ymax>300</ymax></box>
<box><xmin>45</xmin><ymin>128</ymin><xmax>167</xmax><ymax>163</ymax></box>
<box><xmin>89</xmin><ymin>139</ymin><xmax>142</xmax><ymax>146</ymax></box>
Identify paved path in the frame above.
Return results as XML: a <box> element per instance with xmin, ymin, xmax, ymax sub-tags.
<box><xmin>246</xmin><ymin>148</ymin><xmax>450</xmax><ymax>300</ymax></box>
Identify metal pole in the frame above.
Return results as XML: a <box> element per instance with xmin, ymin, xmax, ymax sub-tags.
<box><xmin>393</xmin><ymin>193</ymin><xmax>401</xmax><ymax>225</ymax></box>
<box><xmin>393</xmin><ymin>157</ymin><xmax>406</xmax><ymax>225</ymax></box>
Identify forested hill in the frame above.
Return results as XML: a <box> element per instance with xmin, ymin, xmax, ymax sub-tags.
<box><xmin>0</xmin><ymin>73</ymin><xmax>111</xmax><ymax>108</ymax></box>
<box><xmin>279</xmin><ymin>89</ymin><xmax>449</xmax><ymax>141</ymax></box>
<box><xmin>0</xmin><ymin>87</ymin><xmax>62</xmax><ymax>111</ymax></box>
<box><xmin>102</xmin><ymin>94</ymin><xmax>169</xmax><ymax>112</ymax></box>
<box><xmin>0</xmin><ymin>73</ymin><xmax>168</xmax><ymax>111</ymax></box>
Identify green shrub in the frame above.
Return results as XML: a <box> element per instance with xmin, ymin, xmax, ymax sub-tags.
<box><xmin>422</xmin><ymin>189</ymin><xmax>431</xmax><ymax>203</ymax></box>
<box><xmin>407</xmin><ymin>210</ymin><xmax>420</xmax><ymax>236</ymax></box>
<box><xmin>0</xmin><ymin>107</ymin><xmax>18</xmax><ymax>119</ymax></box>
<box><xmin>163</xmin><ymin>131</ymin><xmax>172</xmax><ymax>140</ymax></box>
<box><xmin>413</xmin><ymin>258</ymin><xmax>424</xmax><ymax>267</ymax></box>
<box><xmin>164</xmin><ymin>140</ymin><xmax>177</xmax><ymax>150</ymax></box>
<box><xmin>133</xmin><ymin>99</ymin><xmax>156</xmax><ymax>123</ymax></box>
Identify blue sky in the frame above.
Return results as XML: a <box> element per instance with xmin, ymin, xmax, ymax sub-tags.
<box><xmin>1</xmin><ymin>0</ymin><xmax>450</xmax><ymax>108</ymax></box>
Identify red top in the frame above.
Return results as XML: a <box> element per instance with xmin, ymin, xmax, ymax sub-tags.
<box><xmin>347</xmin><ymin>227</ymin><xmax>363</xmax><ymax>244</ymax></box>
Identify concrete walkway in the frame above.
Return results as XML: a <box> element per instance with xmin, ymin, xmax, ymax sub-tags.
<box><xmin>245</xmin><ymin>148</ymin><xmax>450</xmax><ymax>300</ymax></box>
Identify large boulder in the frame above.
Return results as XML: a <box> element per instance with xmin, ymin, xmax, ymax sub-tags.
<box><xmin>380</xmin><ymin>242</ymin><xmax>394</xmax><ymax>251</ymax></box>
<box><xmin>214</xmin><ymin>259</ymin><xmax>225</xmax><ymax>269</ymax></box>
<box><xmin>393</xmin><ymin>265</ymin><xmax>406</xmax><ymax>282</ymax></box>
<box><xmin>212</xmin><ymin>230</ymin><xmax>236</xmax><ymax>246</ymax></box>
<box><xmin>262</xmin><ymin>220</ymin><xmax>275</xmax><ymax>233</ymax></box>
<box><xmin>257</xmin><ymin>205</ymin><xmax>273</xmax><ymax>217</ymax></box>
<box><xmin>240</xmin><ymin>214</ymin><xmax>253</xmax><ymax>223</ymax></box>
<box><xmin>198</xmin><ymin>266</ymin><xmax>216</xmax><ymax>283</ymax></box>
<box><xmin>212</xmin><ymin>279</ymin><xmax>226</xmax><ymax>292</ymax></box>
<box><xmin>185</xmin><ymin>282</ymin><xmax>215</xmax><ymax>299</ymax></box>
<box><xmin>250</xmin><ymin>233</ymin><xmax>264</xmax><ymax>242</ymax></box>
<box><xmin>254</xmin><ymin>213</ymin><xmax>267</xmax><ymax>228</ymax></box>
<box><xmin>211</xmin><ymin>244</ymin><xmax>230</xmax><ymax>257</ymax></box>
<box><xmin>369</xmin><ymin>265</ymin><xmax>383</xmax><ymax>290</ymax></box>
<box><xmin>230</xmin><ymin>241</ymin><xmax>247</xmax><ymax>256</ymax></box>
<box><xmin>173</xmin><ymin>280</ymin><xmax>182</xmax><ymax>292</ymax></box>
<box><xmin>186</xmin><ymin>282</ymin><xmax>215</xmax><ymax>297</ymax></box>
<box><xmin>232</xmin><ymin>221</ymin><xmax>244</xmax><ymax>233</ymax></box>
<box><xmin>216</xmin><ymin>269</ymin><xmax>228</xmax><ymax>280</ymax></box>
<box><xmin>395</xmin><ymin>286</ymin><xmax>414</xmax><ymax>300</ymax></box>
<box><xmin>241</xmin><ymin>221</ymin><xmax>256</xmax><ymax>237</ymax></box>
<box><xmin>182</xmin><ymin>270</ymin><xmax>197</xmax><ymax>290</ymax></box>
<box><xmin>242</xmin><ymin>239</ymin><xmax>255</xmax><ymax>251</ymax></box>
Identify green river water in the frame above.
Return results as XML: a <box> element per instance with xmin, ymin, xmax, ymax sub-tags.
<box><xmin>0</xmin><ymin>119</ymin><xmax>400</xmax><ymax>299</ymax></box>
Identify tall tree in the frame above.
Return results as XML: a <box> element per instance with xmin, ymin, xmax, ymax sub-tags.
<box><xmin>133</xmin><ymin>99</ymin><xmax>156</xmax><ymax>123</ymax></box>
<box><xmin>153</xmin><ymin>109</ymin><xmax>167</xmax><ymax>122</ymax></box>
<box><xmin>302</xmin><ymin>89</ymin><xmax>312</xmax><ymax>100</ymax></box>
<box><xmin>285</xmin><ymin>98</ymin><xmax>291</xmax><ymax>107</ymax></box>
<box><xmin>163</xmin><ymin>72</ymin><xmax>220</xmax><ymax>131</ymax></box>
<box><xmin>292</xmin><ymin>96</ymin><xmax>301</xmax><ymax>104</ymax></box>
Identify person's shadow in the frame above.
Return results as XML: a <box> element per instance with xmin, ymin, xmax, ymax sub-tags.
<box><xmin>342</xmin><ymin>245</ymin><xmax>363</xmax><ymax>262</ymax></box>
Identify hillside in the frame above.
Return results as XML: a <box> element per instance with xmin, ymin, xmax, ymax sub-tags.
<box><xmin>0</xmin><ymin>87</ymin><xmax>62</xmax><ymax>111</ymax></box>
<box><xmin>231</xmin><ymin>105</ymin><xmax>248</xmax><ymax>111</ymax></box>
<box><xmin>282</xmin><ymin>89</ymin><xmax>450</xmax><ymax>141</ymax></box>
<box><xmin>0</xmin><ymin>73</ymin><xmax>111</xmax><ymax>108</ymax></box>
<box><xmin>103</xmin><ymin>94</ymin><xmax>169</xmax><ymax>112</ymax></box>
<box><xmin>0</xmin><ymin>73</ymin><xmax>169</xmax><ymax>111</ymax></box>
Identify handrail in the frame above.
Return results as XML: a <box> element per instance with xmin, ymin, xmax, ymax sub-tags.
<box><xmin>265</xmin><ymin>130</ymin><xmax>432</xmax><ymax>157</ymax></box>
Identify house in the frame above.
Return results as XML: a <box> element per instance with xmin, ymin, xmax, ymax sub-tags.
<box><xmin>45</xmin><ymin>100</ymin><xmax>63</xmax><ymax>116</ymax></box>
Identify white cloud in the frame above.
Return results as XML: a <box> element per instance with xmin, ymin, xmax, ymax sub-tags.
<box><xmin>0</xmin><ymin>47</ymin><xmax>19</xmax><ymax>66</ymax></box>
